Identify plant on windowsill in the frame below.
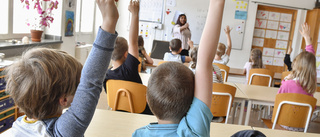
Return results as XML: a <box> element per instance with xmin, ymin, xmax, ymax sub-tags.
<box><xmin>20</xmin><ymin>0</ymin><xmax>59</xmax><ymax>42</ymax></box>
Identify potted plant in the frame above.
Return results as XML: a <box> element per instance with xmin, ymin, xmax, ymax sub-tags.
<box><xmin>20</xmin><ymin>0</ymin><xmax>59</xmax><ymax>42</ymax></box>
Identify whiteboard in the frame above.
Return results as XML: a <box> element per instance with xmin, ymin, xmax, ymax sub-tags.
<box><xmin>161</xmin><ymin>0</ymin><xmax>247</xmax><ymax>49</ymax></box>
<box><xmin>139</xmin><ymin>0</ymin><xmax>164</xmax><ymax>23</ymax></box>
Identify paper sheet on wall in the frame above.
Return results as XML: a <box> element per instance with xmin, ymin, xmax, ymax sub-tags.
<box><xmin>263</xmin><ymin>48</ymin><xmax>275</xmax><ymax>56</ymax></box>
<box><xmin>267</xmin><ymin>21</ymin><xmax>279</xmax><ymax>30</ymax></box>
<box><xmin>279</xmin><ymin>22</ymin><xmax>291</xmax><ymax>31</ymax></box>
<box><xmin>280</xmin><ymin>13</ymin><xmax>293</xmax><ymax>22</ymax></box>
<box><xmin>274</xmin><ymin>49</ymin><xmax>286</xmax><ymax>58</ymax></box>
<box><xmin>166</xmin><ymin>0</ymin><xmax>176</xmax><ymax>7</ymax></box>
<box><xmin>275</xmin><ymin>40</ymin><xmax>288</xmax><ymax>49</ymax></box>
<box><xmin>253</xmin><ymin>29</ymin><xmax>265</xmax><ymax>38</ymax></box>
<box><xmin>277</xmin><ymin>31</ymin><xmax>290</xmax><ymax>40</ymax></box>
<box><xmin>252</xmin><ymin>38</ymin><xmax>264</xmax><ymax>47</ymax></box>
<box><xmin>140</xmin><ymin>0</ymin><xmax>163</xmax><ymax>23</ymax></box>
<box><xmin>268</xmin><ymin>12</ymin><xmax>280</xmax><ymax>21</ymax></box>
<box><xmin>255</xmin><ymin>19</ymin><xmax>267</xmax><ymax>28</ymax></box>
<box><xmin>265</xmin><ymin>30</ymin><xmax>277</xmax><ymax>39</ymax></box>
<box><xmin>273</xmin><ymin>57</ymin><xmax>284</xmax><ymax>66</ymax></box>
<box><xmin>235</xmin><ymin>10</ymin><xmax>248</xmax><ymax>20</ymax></box>
<box><xmin>257</xmin><ymin>10</ymin><xmax>269</xmax><ymax>19</ymax></box>
<box><xmin>317</xmin><ymin>43</ymin><xmax>320</xmax><ymax>56</ymax></box>
<box><xmin>262</xmin><ymin>56</ymin><xmax>273</xmax><ymax>65</ymax></box>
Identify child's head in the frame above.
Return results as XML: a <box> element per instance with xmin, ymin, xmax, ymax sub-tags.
<box><xmin>250</xmin><ymin>48</ymin><xmax>263</xmax><ymax>68</ymax></box>
<box><xmin>138</xmin><ymin>35</ymin><xmax>144</xmax><ymax>48</ymax></box>
<box><xmin>112</xmin><ymin>37</ymin><xmax>128</xmax><ymax>61</ymax></box>
<box><xmin>292</xmin><ymin>51</ymin><xmax>316</xmax><ymax>94</ymax></box>
<box><xmin>5</xmin><ymin>48</ymin><xmax>83</xmax><ymax>119</ymax></box>
<box><xmin>190</xmin><ymin>46</ymin><xmax>198</xmax><ymax>69</ymax></box>
<box><xmin>216</xmin><ymin>43</ymin><xmax>226</xmax><ymax>57</ymax></box>
<box><xmin>169</xmin><ymin>39</ymin><xmax>182</xmax><ymax>53</ymax></box>
<box><xmin>147</xmin><ymin>62</ymin><xmax>194</xmax><ymax>123</ymax></box>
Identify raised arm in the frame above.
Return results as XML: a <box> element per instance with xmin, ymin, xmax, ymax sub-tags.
<box><xmin>195</xmin><ymin>0</ymin><xmax>225</xmax><ymax>107</ymax></box>
<box><xmin>128</xmin><ymin>0</ymin><xmax>140</xmax><ymax>59</ymax></box>
<box><xmin>141</xmin><ymin>49</ymin><xmax>153</xmax><ymax>64</ymax></box>
<box><xmin>224</xmin><ymin>25</ymin><xmax>232</xmax><ymax>56</ymax></box>
<box><xmin>300</xmin><ymin>23</ymin><xmax>315</xmax><ymax>54</ymax></box>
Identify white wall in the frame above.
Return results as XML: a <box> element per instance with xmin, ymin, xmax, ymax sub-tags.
<box><xmin>116</xmin><ymin>0</ymin><xmax>313</xmax><ymax>69</ymax></box>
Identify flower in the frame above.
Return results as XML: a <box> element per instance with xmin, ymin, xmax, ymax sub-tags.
<box><xmin>20</xmin><ymin>0</ymin><xmax>59</xmax><ymax>30</ymax></box>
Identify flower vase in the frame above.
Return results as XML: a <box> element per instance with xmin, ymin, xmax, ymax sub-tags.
<box><xmin>30</xmin><ymin>30</ymin><xmax>43</xmax><ymax>42</ymax></box>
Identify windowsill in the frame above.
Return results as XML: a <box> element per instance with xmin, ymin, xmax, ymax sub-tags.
<box><xmin>0</xmin><ymin>39</ymin><xmax>63</xmax><ymax>50</ymax></box>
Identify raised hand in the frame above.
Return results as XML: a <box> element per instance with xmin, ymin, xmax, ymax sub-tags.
<box><xmin>224</xmin><ymin>25</ymin><xmax>232</xmax><ymax>34</ymax></box>
<box><xmin>128</xmin><ymin>0</ymin><xmax>140</xmax><ymax>15</ymax></box>
<box><xmin>96</xmin><ymin>0</ymin><xmax>119</xmax><ymax>33</ymax></box>
<box><xmin>299</xmin><ymin>22</ymin><xmax>311</xmax><ymax>45</ymax></box>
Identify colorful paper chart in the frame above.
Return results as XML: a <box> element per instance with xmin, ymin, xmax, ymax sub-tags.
<box><xmin>268</xmin><ymin>12</ymin><xmax>280</xmax><ymax>21</ymax></box>
<box><xmin>265</xmin><ymin>30</ymin><xmax>277</xmax><ymax>39</ymax></box>
<box><xmin>267</xmin><ymin>21</ymin><xmax>279</xmax><ymax>30</ymax></box>
<box><xmin>255</xmin><ymin>19</ymin><xmax>267</xmax><ymax>28</ymax></box>
<box><xmin>279</xmin><ymin>22</ymin><xmax>291</xmax><ymax>31</ymax></box>
<box><xmin>262</xmin><ymin>56</ymin><xmax>273</xmax><ymax>65</ymax></box>
<box><xmin>263</xmin><ymin>48</ymin><xmax>275</xmax><ymax>56</ymax></box>
<box><xmin>253</xmin><ymin>29</ymin><xmax>265</xmax><ymax>38</ymax></box>
<box><xmin>252</xmin><ymin>38</ymin><xmax>264</xmax><ymax>47</ymax></box>
<box><xmin>280</xmin><ymin>13</ymin><xmax>293</xmax><ymax>22</ymax></box>
<box><xmin>274</xmin><ymin>49</ymin><xmax>286</xmax><ymax>58</ymax></box>
<box><xmin>277</xmin><ymin>31</ymin><xmax>290</xmax><ymax>40</ymax></box>
<box><xmin>275</xmin><ymin>40</ymin><xmax>288</xmax><ymax>49</ymax></box>
<box><xmin>273</xmin><ymin>57</ymin><xmax>284</xmax><ymax>66</ymax></box>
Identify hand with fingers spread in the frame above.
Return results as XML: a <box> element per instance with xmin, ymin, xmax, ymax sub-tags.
<box><xmin>224</xmin><ymin>25</ymin><xmax>232</xmax><ymax>34</ymax></box>
<box><xmin>128</xmin><ymin>0</ymin><xmax>140</xmax><ymax>16</ymax></box>
<box><xmin>299</xmin><ymin>22</ymin><xmax>312</xmax><ymax>46</ymax></box>
<box><xmin>96</xmin><ymin>0</ymin><xmax>119</xmax><ymax>33</ymax></box>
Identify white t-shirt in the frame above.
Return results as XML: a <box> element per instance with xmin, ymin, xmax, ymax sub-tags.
<box><xmin>173</xmin><ymin>25</ymin><xmax>191</xmax><ymax>50</ymax></box>
<box><xmin>163</xmin><ymin>52</ymin><xmax>186</xmax><ymax>63</ymax></box>
<box><xmin>213</xmin><ymin>55</ymin><xmax>229</xmax><ymax>65</ymax></box>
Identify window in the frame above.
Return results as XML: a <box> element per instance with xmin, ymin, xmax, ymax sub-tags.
<box><xmin>76</xmin><ymin>0</ymin><xmax>95</xmax><ymax>33</ymax></box>
<box><xmin>13</xmin><ymin>0</ymin><xmax>31</xmax><ymax>34</ymax></box>
<box><xmin>0</xmin><ymin>0</ymin><xmax>9</xmax><ymax>34</ymax></box>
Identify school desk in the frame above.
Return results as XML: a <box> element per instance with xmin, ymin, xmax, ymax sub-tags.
<box><xmin>234</xmin><ymin>83</ymin><xmax>320</xmax><ymax>126</ymax></box>
<box><xmin>252</xmin><ymin>127</ymin><xmax>320</xmax><ymax>137</ymax></box>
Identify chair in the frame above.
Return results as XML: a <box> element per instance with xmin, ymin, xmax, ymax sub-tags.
<box><xmin>262</xmin><ymin>93</ymin><xmax>317</xmax><ymax>133</ymax></box>
<box><xmin>248</xmin><ymin>69</ymin><xmax>274</xmax><ymax>87</ymax></box>
<box><xmin>157</xmin><ymin>61</ymin><xmax>167</xmax><ymax>66</ymax></box>
<box><xmin>211</xmin><ymin>83</ymin><xmax>236</xmax><ymax>124</ymax></box>
<box><xmin>150</xmin><ymin>40</ymin><xmax>170</xmax><ymax>59</ymax></box>
<box><xmin>281</xmin><ymin>71</ymin><xmax>291</xmax><ymax>81</ymax></box>
<box><xmin>106</xmin><ymin>80</ymin><xmax>147</xmax><ymax>113</ymax></box>
<box><xmin>213</xmin><ymin>63</ymin><xmax>230</xmax><ymax>82</ymax></box>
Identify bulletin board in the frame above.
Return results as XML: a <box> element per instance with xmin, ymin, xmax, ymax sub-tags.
<box><xmin>251</xmin><ymin>5</ymin><xmax>297</xmax><ymax>73</ymax></box>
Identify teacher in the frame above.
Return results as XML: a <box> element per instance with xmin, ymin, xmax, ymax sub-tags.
<box><xmin>172</xmin><ymin>14</ymin><xmax>191</xmax><ymax>56</ymax></box>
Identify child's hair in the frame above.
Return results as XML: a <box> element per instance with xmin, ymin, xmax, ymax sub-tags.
<box><xmin>147</xmin><ymin>62</ymin><xmax>194</xmax><ymax>123</ymax></box>
<box><xmin>176</xmin><ymin>14</ymin><xmax>187</xmax><ymax>26</ymax></box>
<box><xmin>190</xmin><ymin>47</ymin><xmax>222</xmax><ymax>82</ymax></box>
<box><xmin>250</xmin><ymin>48</ymin><xmax>263</xmax><ymax>68</ymax></box>
<box><xmin>169</xmin><ymin>39</ymin><xmax>182</xmax><ymax>52</ymax></box>
<box><xmin>291</xmin><ymin>51</ymin><xmax>317</xmax><ymax>94</ymax></box>
<box><xmin>138</xmin><ymin>35</ymin><xmax>144</xmax><ymax>48</ymax></box>
<box><xmin>216</xmin><ymin>43</ymin><xmax>226</xmax><ymax>57</ymax></box>
<box><xmin>111</xmin><ymin>37</ymin><xmax>128</xmax><ymax>61</ymax></box>
<box><xmin>5</xmin><ymin>48</ymin><xmax>83</xmax><ymax>120</ymax></box>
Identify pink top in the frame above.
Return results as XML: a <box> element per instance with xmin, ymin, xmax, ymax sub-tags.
<box><xmin>278</xmin><ymin>80</ymin><xmax>313</xmax><ymax>97</ymax></box>
<box><xmin>278</xmin><ymin>44</ymin><xmax>315</xmax><ymax>97</ymax></box>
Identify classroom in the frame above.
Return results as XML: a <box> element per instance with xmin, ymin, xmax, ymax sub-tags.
<box><xmin>0</xmin><ymin>0</ymin><xmax>320</xmax><ymax>136</ymax></box>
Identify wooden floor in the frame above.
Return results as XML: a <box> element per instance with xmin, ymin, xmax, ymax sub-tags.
<box><xmin>97</xmin><ymin>74</ymin><xmax>320</xmax><ymax>134</ymax></box>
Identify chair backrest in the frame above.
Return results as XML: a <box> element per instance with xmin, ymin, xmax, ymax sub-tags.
<box><xmin>138</xmin><ymin>57</ymin><xmax>142</xmax><ymax>73</ymax></box>
<box><xmin>271</xmin><ymin>93</ymin><xmax>317</xmax><ymax>133</ymax></box>
<box><xmin>213</xmin><ymin>63</ymin><xmax>230</xmax><ymax>82</ymax></box>
<box><xmin>106</xmin><ymin>80</ymin><xmax>147</xmax><ymax>113</ymax></box>
<box><xmin>211</xmin><ymin>83</ymin><xmax>236</xmax><ymax>124</ymax></box>
<box><xmin>248</xmin><ymin>68</ymin><xmax>274</xmax><ymax>87</ymax></box>
<box><xmin>158</xmin><ymin>61</ymin><xmax>167</xmax><ymax>66</ymax></box>
<box><xmin>150</xmin><ymin>40</ymin><xmax>170</xmax><ymax>59</ymax></box>
<box><xmin>281</xmin><ymin>71</ymin><xmax>291</xmax><ymax>81</ymax></box>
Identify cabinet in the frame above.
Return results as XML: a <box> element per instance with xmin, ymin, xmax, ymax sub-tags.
<box><xmin>75</xmin><ymin>44</ymin><xmax>93</xmax><ymax>65</ymax></box>
<box><xmin>0</xmin><ymin>67</ymin><xmax>17</xmax><ymax>133</ymax></box>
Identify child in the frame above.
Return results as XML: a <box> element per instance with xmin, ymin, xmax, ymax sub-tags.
<box><xmin>163</xmin><ymin>38</ymin><xmax>191</xmax><ymax>63</ymax></box>
<box><xmin>1</xmin><ymin>0</ymin><xmax>118</xmax><ymax>136</ymax></box>
<box><xmin>132</xmin><ymin>0</ymin><xmax>225</xmax><ymax>136</ymax></box>
<box><xmin>278</xmin><ymin>23</ymin><xmax>316</xmax><ymax>132</ymax></box>
<box><xmin>103</xmin><ymin>0</ymin><xmax>152</xmax><ymax>115</ymax></box>
<box><xmin>213</xmin><ymin>25</ymin><xmax>232</xmax><ymax>65</ymax></box>
<box><xmin>243</xmin><ymin>48</ymin><xmax>264</xmax><ymax>84</ymax></box>
<box><xmin>138</xmin><ymin>35</ymin><xmax>153</xmax><ymax>71</ymax></box>
<box><xmin>190</xmin><ymin>46</ymin><xmax>223</xmax><ymax>83</ymax></box>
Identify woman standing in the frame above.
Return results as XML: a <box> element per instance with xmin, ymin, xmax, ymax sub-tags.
<box><xmin>172</xmin><ymin>14</ymin><xmax>191</xmax><ymax>56</ymax></box>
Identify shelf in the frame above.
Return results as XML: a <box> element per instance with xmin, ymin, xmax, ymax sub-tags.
<box><xmin>0</xmin><ymin>106</ymin><xmax>15</xmax><ymax>115</ymax></box>
<box><xmin>0</xmin><ymin>113</ymin><xmax>14</xmax><ymax>122</ymax></box>
<box><xmin>0</xmin><ymin>90</ymin><xmax>5</xmax><ymax>93</ymax></box>
<box><xmin>0</xmin><ymin>75</ymin><xmax>5</xmax><ymax>79</ymax></box>
<box><xmin>0</xmin><ymin>95</ymin><xmax>10</xmax><ymax>100</ymax></box>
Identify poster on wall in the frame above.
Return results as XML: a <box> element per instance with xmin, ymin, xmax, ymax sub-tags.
<box><xmin>279</xmin><ymin>22</ymin><xmax>291</xmax><ymax>31</ymax></box>
<box><xmin>273</xmin><ymin>57</ymin><xmax>284</xmax><ymax>66</ymax></box>
<box><xmin>275</xmin><ymin>40</ymin><xmax>288</xmax><ymax>49</ymax></box>
<box><xmin>263</xmin><ymin>48</ymin><xmax>275</xmax><ymax>56</ymax></box>
<box><xmin>256</xmin><ymin>10</ymin><xmax>269</xmax><ymax>19</ymax></box>
<box><xmin>267</xmin><ymin>21</ymin><xmax>279</xmax><ymax>30</ymax></box>
<box><xmin>253</xmin><ymin>29</ymin><xmax>265</xmax><ymax>38</ymax></box>
<box><xmin>274</xmin><ymin>49</ymin><xmax>286</xmax><ymax>58</ymax></box>
<box><xmin>265</xmin><ymin>30</ymin><xmax>277</xmax><ymax>39</ymax></box>
<box><xmin>268</xmin><ymin>12</ymin><xmax>280</xmax><ymax>21</ymax></box>
<box><xmin>280</xmin><ymin>13</ymin><xmax>293</xmax><ymax>22</ymax></box>
<box><xmin>252</xmin><ymin>38</ymin><xmax>264</xmax><ymax>47</ymax></box>
<box><xmin>277</xmin><ymin>31</ymin><xmax>290</xmax><ymax>40</ymax></box>
<box><xmin>65</xmin><ymin>11</ymin><xmax>74</xmax><ymax>37</ymax></box>
<box><xmin>262</xmin><ymin>56</ymin><xmax>273</xmax><ymax>65</ymax></box>
<box><xmin>255</xmin><ymin>19</ymin><xmax>267</xmax><ymax>28</ymax></box>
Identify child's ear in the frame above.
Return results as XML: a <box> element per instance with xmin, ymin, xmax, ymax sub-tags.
<box><xmin>124</xmin><ymin>51</ymin><xmax>128</xmax><ymax>58</ymax></box>
<box><xmin>59</xmin><ymin>96</ymin><xmax>68</xmax><ymax>107</ymax></box>
<box><xmin>178</xmin><ymin>48</ymin><xmax>182</xmax><ymax>53</ymax></box>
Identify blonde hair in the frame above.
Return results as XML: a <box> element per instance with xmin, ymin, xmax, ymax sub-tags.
<box><xmin>250</xmin><ymin>49</ymin><xmax>263</xmax><ymax>68</ymax></box>
<box><xmin>216</xmin><ymin>43</ymin><xmax>226</xmax><ymax>57</ymax></box>
<box><xmin>291</xmin><ymin>51</ymin><xmax>316</xmax><ymax>94</ymax></box>
<box><xmin>5</xmin><ymin>48</ymin><xmax>83</xmax><ymax>119</ymax></box>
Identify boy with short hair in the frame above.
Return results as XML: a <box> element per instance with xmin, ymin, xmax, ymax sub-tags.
<box><xmin>1</xmin><ymin>0</ymin><xmax>119</xmax><ymax>136</ymax></box>
<box><xmin>163</xmin><ymin>38</ymin><xmax>191</xmax><ymax>63</ymax></box>
<box><xmin>213</xmin><ymin>25</ymin><xmax>232</xmax><ymax>65</ymax></box>
<box><xmin>133</xmin><ymin>0</ymin><xmax>225</xmax><ymax>136</ymax></box>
